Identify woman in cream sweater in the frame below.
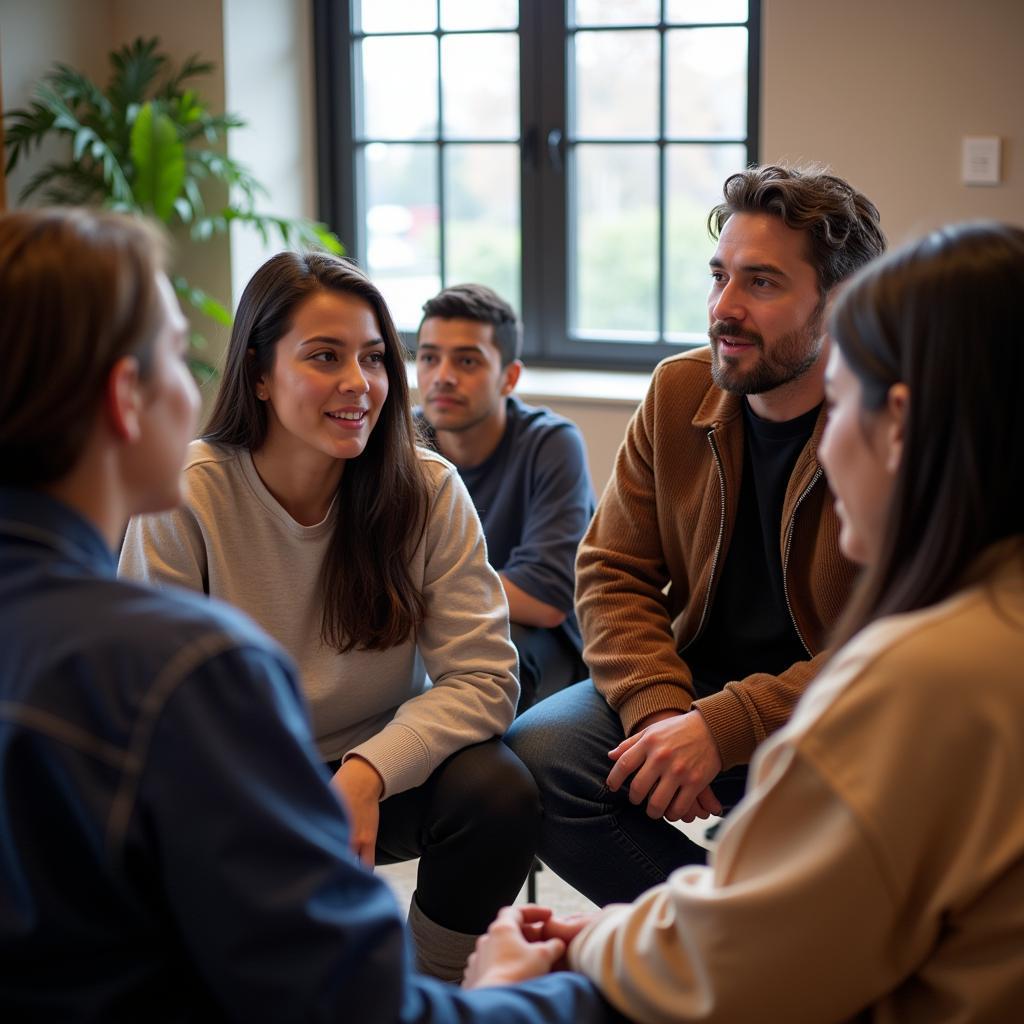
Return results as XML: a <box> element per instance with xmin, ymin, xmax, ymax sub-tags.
<box><xmin>465</xmin><ymin>222</ymin><xmax>1024</xmax><ymax>1021</ymax></box>
<box><xmin>120</xmin><ymin>251</ymin><xmax>536</xmax><ymax>981</ymax></box>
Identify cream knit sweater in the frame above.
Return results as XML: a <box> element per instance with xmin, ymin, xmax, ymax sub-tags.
<box><xmin>119</xmin><ymin>441</ymin><xmax>518</xmax><ymax>797</ymax></box>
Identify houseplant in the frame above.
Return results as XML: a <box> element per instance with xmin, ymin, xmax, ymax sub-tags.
<box><xmin>3</xmin><ymin>37</ymin><xmax>343</xmax><ymax>379</ymax></box>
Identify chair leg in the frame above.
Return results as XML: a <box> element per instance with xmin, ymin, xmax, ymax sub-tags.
<box><xmin>526</xmin><ymin>856</ymin><xmax>542</xmax><ymax>903</ymax></box>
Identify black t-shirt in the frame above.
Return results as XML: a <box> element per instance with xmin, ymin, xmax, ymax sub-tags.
<box><xmin>685</xmin><ymin>399</ymin><xmax>820</xmax><ymax>699</ymax></box>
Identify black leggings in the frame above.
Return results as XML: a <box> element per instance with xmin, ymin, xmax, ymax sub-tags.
<box><xmin>328</xmin><ymin>738</ymin><xmax>540</xmax><ymax>934</ymax></box>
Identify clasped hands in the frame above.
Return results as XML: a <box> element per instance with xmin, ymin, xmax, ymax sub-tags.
<box><xmin>606</xmin><ymin>707</ymin><xmax>724</xmax><ymax>822</ymax></box>
<box><xmin>463</xmin><ymin>905</ymin><xmax>596</xmax><ymax>988</ymax></box>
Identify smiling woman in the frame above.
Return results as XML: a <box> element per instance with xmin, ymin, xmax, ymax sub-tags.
<box><xmin>118</xmin><ymin>250</ymin><xmax>540</xmax><ymax>982</ymax></box>
<box><xmin>254</xmin><ymin>289</ymin><xmax>390</xmax><ymax>506</ymax></box>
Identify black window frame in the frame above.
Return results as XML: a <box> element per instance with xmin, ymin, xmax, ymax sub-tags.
<box><xmin>314</xmin><ymin>0</ymin><xmax>761</xmax><ymax>370</ymax></box>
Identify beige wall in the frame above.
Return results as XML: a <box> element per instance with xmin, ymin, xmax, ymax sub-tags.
<box><xmin>0</xmin><ymin>0</ymin><xmax>115</xmax><ymax>205</ymax></box>
<box><xmin>761</xmin><ymin>0</ymin><xmax>1024</xmax><ymax>244</ymax></box>
<box><xmin>223</xmin><ymin>0</ymin><xmax>318</xmax><ymax>304</ymax></box>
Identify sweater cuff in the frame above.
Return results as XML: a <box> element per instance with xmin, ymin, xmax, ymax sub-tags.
<box><xmin>693</xmin><ymin>688</ymin><xmax>757</xmax><ymax>769</ymax></box>
<box><xmin>615</xmin><ymin>683</ymin><xmax>692</xmax><ymax>736</ymax></box>
<box><xmin>344</xmin><ymin>722</ymin><xmax>431</xmax><ymax>799</ymax></box>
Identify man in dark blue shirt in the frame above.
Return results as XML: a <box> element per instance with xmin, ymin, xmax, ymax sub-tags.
<box><xmin>415</xmin><ymin>284</ymin><xmax>596</xmax><ymax>711</ymax></box>
<box><xmin>0</xmin><ymin>208</ymin><xmax>622</xmax><ymax>1022</ymax></box>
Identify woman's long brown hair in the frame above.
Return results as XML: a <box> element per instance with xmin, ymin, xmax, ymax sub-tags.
<box><xmin>828</xmin><ymin>222</ymin><xmax>1024</xmax><ymax>649</ymax></box>
<box><xmin>204</xmin><ymin>251</ymin><xmax>428</xmax><ymax>652</ymax></box>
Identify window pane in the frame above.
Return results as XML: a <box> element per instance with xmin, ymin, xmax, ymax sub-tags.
<box><xmin>442</xmin><ymin>34</ymin><xmax>518</xmax><ymax>138</ymax></box>
<box><xmin>574</xmin><ymin>31</ymin><xmax>658</xmax><ymax>139</ymax></box>
<box><xmin>363</xmin><ymin>143</ymin><xmax>440</xmax><ymax>330</ymax></box>
<box><xmin>666</xmin><ymin>28</ymin><xmax>747</xmax><ymax>138</ymax></box>
<box><xmin>445</xmin><ymin>144</ymin><xmax>521</xmax><ymax>312</ymax></box>
<box><xmin>572</xmin><ymin>0</ymin><xmax>659</xmax><ymax>26</ymax></box>
<box><xmin>440</xmin><ymin>0</ymin><xmax>518</xmax><ymax>30</ymax></box>
<box><xmin>360</xmin><ymin>36</ymin><xmax>437</xmax><ymax>139</ymax></box>
<box><xmin>358</xmin><ymin>0</ymin><xmax>435</xmax><ymax>34</ymax></box>
<box><xmin>665</xmin><ymin>143</ymin><xmax>748</xmax><ymax>337</ymax></box>
<box><xmin>573</xmin><ymin>144</ymin><xmax>658</xmax><ymax>336</ymax></box>
<box><xmin>666</xmin><ymin>0</ymin><xmax>748</xmax><ymax>24</ymax></box>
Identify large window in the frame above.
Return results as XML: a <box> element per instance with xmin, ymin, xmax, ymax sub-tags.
<box><xmin>315</xmin><ymin>0</ymin><xmax>759</xmax><ymax>368</ymax></box>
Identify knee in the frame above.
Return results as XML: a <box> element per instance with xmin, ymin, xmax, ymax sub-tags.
<box><xmin>441</xmin><ymin>741</ymin><xmax>540</xmax><ymax>830</ymax></box>
<box><xmin>505</xmin><ymin>688</ymin><xmax>587</xmax><ymax>783</ymax></box>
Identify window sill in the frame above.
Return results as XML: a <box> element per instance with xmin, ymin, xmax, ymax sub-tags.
<box><xmin>405</xmin><ymin>362</ymin><xmax>649</xmax><ymax>407</ymax></box>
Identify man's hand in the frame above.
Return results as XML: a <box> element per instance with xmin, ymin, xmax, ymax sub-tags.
<box><xmin>676</xmin><ymin>786</ymin><xmax>724</xmax><ymax>823</ymax></box>
<box><xmin>607</xmin><ymin>710</ymin><xmax>723</xmax><ymax>821</ymax></box>
<box><xmin>331</xmin><ymin>756</ymin><xmax>384</xmax><ymax>868</ymax></box>
<box><xmin>463</xmin><ymin>906</ymin><xmax>572</xmax><ymax>988</ymax></box>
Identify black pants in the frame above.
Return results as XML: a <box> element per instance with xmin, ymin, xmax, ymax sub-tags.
<box><xmin>511</xmin><ymin>622</ymin><xmax>587</xmax><ymax>715</ymax></box>
<box><xmin>328</xmin><ymin>738</ymin><xmax>539</xmax><ymax>934</ymax></box>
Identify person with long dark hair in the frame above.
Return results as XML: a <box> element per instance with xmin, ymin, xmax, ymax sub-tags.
<box><xmin>119</xmin><ymin>250</ymin><xmax>538</xmax><ymax>981</ymax></box>
<box><xmin>465</xmin><ymin>222</ymin><xmax>1024</xmax><ymax>1021</ymax></box>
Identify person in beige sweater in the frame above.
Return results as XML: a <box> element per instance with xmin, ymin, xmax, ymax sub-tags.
<box><xmin>119</xmin><ymin>252</ymin><xmax>536</xmax><ymax>981</ymax></box>
<box><xmin>467</xmin><ymin>223</ymin><xmax>1024</xmax><ymax>1021</ymax></box>
<box><xmin>507</xmin><ymin>165</ymin><xmax>885</xmax><ymax>905</ymax></box>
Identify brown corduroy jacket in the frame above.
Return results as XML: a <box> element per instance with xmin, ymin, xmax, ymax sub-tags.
<box><xmin>575</xmin><ymin>347</ymin><xmax>856</xmax><ymax>769</ymax></box>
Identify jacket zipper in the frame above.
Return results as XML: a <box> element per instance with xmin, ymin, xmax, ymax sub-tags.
<box><xmin>781</xmin><ymin>466</ymin><xmax>823</xmax><ymax>657</ymax></box>
<box><xmin>685</xmin><ymin>427</ymin><xmax>728</xmax><ymax>650</ymax></box>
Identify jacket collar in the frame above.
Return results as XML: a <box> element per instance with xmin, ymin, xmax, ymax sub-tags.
<box><xmin>687</xmin><ymin>347</ymin><xmax>829</xmax><ymax>456</ymax></box>
<box><xmin>0</xmin><ymin>487</ymin><xmax>116</xmax><ymax>577</ymax></box>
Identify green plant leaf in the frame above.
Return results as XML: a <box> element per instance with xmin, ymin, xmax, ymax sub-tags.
<box><xmin>187</xmin><ymin>354</ymin><xmax>219</xmax><ymax>385</ymax></box>
<box><xmin>7</xmin><ymin>83</ymin><xmax>133</xmax><ymax>204</ymax></box>
<box><xmin>217</xmin><ymin>208</ymin><xmax>344</xmax><ymax>255</ymax></box>
<box><xmin>108</xmin><ymin>39</ymin><xmax>165</xmax><ymax>115</ymax></box>
<box><xmin>18</xmin><ymin>161</ymin><xmax>105</xmax><ymax>206</ymax></box>
<box><xmin>131</xmin><ymin>102</ymin><xmax>185</xmax><ymax>221</ymax></box>
<box><xmin>173</xmin><ymin>275</ymin><xmax>233</xmax><ymax>327</ymax></box>
<box><xmin>160</xmin><ymin>54</ymin><xmax>216</xmax><ymax>100</ymax></box>
<box><xmin>3</xmin><ymin>101</ymin><xmax>58</xmax><ymax>173</ymax></box>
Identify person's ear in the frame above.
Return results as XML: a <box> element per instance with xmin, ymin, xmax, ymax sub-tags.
<box><xmin>884</xmin><ymin>382</ymin><xmax>910</xmax><ymax>475</ymax></box>
<box><xmin>105</xmin><ymin>355</ymin><xmax>144</xmax><ymax>443</ymax></box>
<box><xmin>500</xmin><ymin>359</ymin><xmax>522</xmax><ymax>395</ymax></box>
<box><xmin>249</xmin><ymin>349</ymin><xmax>271</xmax><ymax>401</ymax></box>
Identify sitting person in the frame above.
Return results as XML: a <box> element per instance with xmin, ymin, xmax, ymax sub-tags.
<box><xmin>507</xmin><ymin>165</ymin><xmax>886</xmax><ymax>905</ymax></box>
<box><xmin>0</xmin><ymin>207</ymin><xmax>622</xmax><ymax>1022</ymax></box>
<box><xmin>118</xmin><ymin>251</ymin><xmax>535</xmax><ymax>980</ymax></box>
<box><xmin>466</xmin><ymin>221</ymin><xmax>1024</xmax><ymax>1021</ymax></box>
<box><xmin>415</xmin><ymin>284</ymin><xmax>595</xmax><ymax>711</ymax></box>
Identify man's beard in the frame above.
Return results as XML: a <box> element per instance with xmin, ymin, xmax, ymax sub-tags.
<box><xmin>709</xmin><ymin>303</ymin><xmax>825</xmax><ymax>397</ymax></box>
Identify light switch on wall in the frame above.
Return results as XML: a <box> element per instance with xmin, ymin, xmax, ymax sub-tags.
<box><xmin>962</xmin><ymin>136</ymin><xmax>1002</xmax><ymax>186</ymax></box>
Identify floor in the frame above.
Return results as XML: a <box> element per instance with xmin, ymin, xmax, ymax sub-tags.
<box><xmin>377</xmin><ymin>855</ymin><xmax>598</xmax><ymax>920</ymax></box>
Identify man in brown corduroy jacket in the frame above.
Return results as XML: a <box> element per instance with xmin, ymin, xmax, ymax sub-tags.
<box><xmin>506</xmin><ymin>165</ymin><xmax>887</xmax><ymax>906</ymax></box>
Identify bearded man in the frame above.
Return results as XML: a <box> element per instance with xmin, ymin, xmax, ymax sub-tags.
<box><xmin>506</xmin><ymin>165</ymin><xmax>886</xmax><ymax>905</ymax></box>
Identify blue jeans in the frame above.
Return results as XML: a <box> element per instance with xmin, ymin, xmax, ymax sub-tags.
<box><xmin>506</xmin><ymin>680</ymin><xmax>745</xmax><ymax>907</ymax></box>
